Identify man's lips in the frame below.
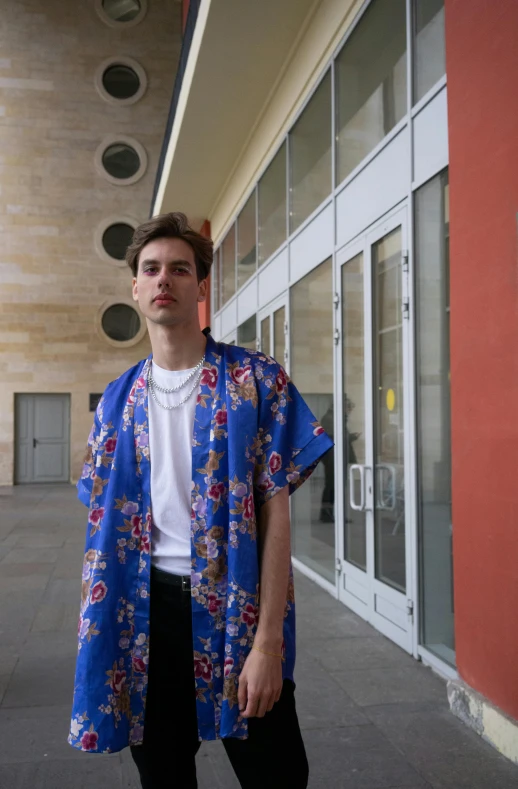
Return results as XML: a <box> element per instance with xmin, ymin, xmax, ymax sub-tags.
<box><xmin>153</xmin><ymin>294</ymin><xmax>175</xmax><ymax>304</ymax></box>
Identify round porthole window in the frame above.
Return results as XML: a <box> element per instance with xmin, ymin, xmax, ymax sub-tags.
<box><xmin>99</xmin><ymin>0</ymin><xmax>146</xmax><ymax>24</ymax></box>
<box><xmin>102</xmin><ymin>303</ymin><xmax>141</xmax><ymax>342</ymax></box>
<box><xmin>103</xmin><ymin>65</ymin><xmax>140</xmax><ymax>100</ymax></box>
<box><xmin>95</xmin><ymin>136</ymin><xmax>147</xmax><ymax>186</ymax></box>
<box><xmin>103</xmin><ymin>143</ymin><xmax>140</xmax><ymax>180</ymax></box>
<box><xmin>95</xmin><ymin>58</ymin><xmax>147</xmax><ymax>106</ymax></box>
<box><xmin>103</xmin><ymin>0</ymin><xmax>141</xmax><ymax>22</ymax></box>
<box><xmin>94</xmin><ymin>215</ymin><xmax>139</xmax><ymax>266</ymax></box>
<box><xmin>102</xmin><ymin>223</ymin><xmax>134</xmax><ymax>261</ymax></box>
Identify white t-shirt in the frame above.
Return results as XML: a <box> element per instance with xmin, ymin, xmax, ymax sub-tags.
<box><xmin>148</xmin><ymin>361</ymin><xmax>198</xmax><ymax>576</ymax></box>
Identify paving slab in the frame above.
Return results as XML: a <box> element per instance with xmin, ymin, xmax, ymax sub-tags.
<box><xmin>331</xmin><ymin>664</ymin><xmax>447</xmax><ymax>707</ymax></box>
<box><xmin>304</xmin><ymin>726</ymin><xmax>430</xmax><ymax>788</ymax></box>
<box><xmin>302</xmin><ymin>635</ymin><xmax>407</xmax><ymax>673</ymax></box>
<box><xmin>0</xmin><ymin>757</ymin><xmax>123</xmax><ymax>789</ymax></box>
<box><xmin>295</xmin><ymin>654</ymin><xmax>371</xmax><ymax>730</ymax></box>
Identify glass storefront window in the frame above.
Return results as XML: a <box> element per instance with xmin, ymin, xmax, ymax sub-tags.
<box><xmin>260</xmin><ymin>316</ymin><xmax>270</xmax><ymax>355</ymax></box>
<box><xmin>237</xmin><ymin>191</ymin><xmax>257</xmax><ymax>289</ymax></box>
<box><xmin>213</xmin><ymin>248</ymin><xmax>220</xmax><ymax>313</ymax></box>
<box><xmin>258</xmin><ymin>143</ymin><xmax>287</xmax><ymax>266</ymax></box>
<box><xmin>413</xmin><ymin>0</ymin><xmax>445</xmax><ymax>103</ymax></box>
<box><xmin>290</xmin><ymin>259</ymin><xmax>334</xmax><ymax>582</ymax></box>
<box><xmin>335</xmin><ymin>0</ymin><xmax>407</xmax><ymax>184</ymax></box>
<box><xmin>289</xmin><ymin>71</ymin><xmax>332</xmax><ymax>233</ymax></box>
<box><xmin>415</xmin><ymin>170</ymin><xmax>454</xmax><ymax>665</ymax></box>
<box><xmin>342</xmin><ymin>253</ymin><xmax>367</xmax><ymax>571</ymax></box>
<box><xmin>237</xmin><ymin>314</ymin><xmax>256</xmax><ymax>350</ymax></box>
<box><xmin>373</xmin><ymin>228</ymin><xmax>406</xmax><ymax>592</ymax></box>
<box><xmin>273</xmin><ymin>306</ymin><xmax>286</xmax><ymax>366</ymax></box>
<box><xmin>221</xmin><ymin>226</ymin><xmax>236</xmax><ymax>307</ymax></box>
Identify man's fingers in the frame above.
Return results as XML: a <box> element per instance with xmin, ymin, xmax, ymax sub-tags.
<box><xmin>266</xmin><ymin>692</ymin><xmax>276</xmax><ymax>714</ymax></box>
<box><xmin>257</xmin><ymin>693</ymin><xmax>270</xmax><ymax>718</ymax></box>
<box><xmin>247</xmin><ymin>689</ymin><xmax>278</xmax><ymax>718</ymax></box>
<box><xmin>243</xmin><ymin>690</ymin><xmax>259</xmax><ymax>719</ymax></box>
<box><xmin>238</xmin><ymin>677</ymin><xmax>247</xmax><ymax>713</ymax></box>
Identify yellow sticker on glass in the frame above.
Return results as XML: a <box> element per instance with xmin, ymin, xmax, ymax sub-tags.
<box><xmin>386</xmin><ymin>388</ymin><xmax>395</xmax><ymax>412</ymax></box>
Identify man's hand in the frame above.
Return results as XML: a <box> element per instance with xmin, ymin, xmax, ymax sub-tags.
<box><xmin>238</xmin><ymin>484</ymin><xmax>289</xmax><ymax>719</ymax></box>
<box><xmin>238</xmin><ymin>647</ymin><xmax>283</xmax><ymax>718</ymax></box>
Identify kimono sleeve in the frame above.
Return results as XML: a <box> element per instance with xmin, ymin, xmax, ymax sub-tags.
<box><xmin>253</xmin><ymin>360</ymin><xmax>334</xmax><ymax>507</ymax></box>
<box><xmin>76</xmin><ymin>396</ymin><xmax>104</xmax><ymax>507</ymax></box>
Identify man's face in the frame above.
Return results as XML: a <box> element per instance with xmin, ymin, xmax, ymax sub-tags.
<box><xmin>132</xmin><ymin>236</ymin><xmax>206</xmax><ymax>327</ymax></box>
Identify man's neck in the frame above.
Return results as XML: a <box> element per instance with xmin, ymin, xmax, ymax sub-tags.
<box><xmin>148</xmin><ymin>321</ymin><xmax>207</xmax><ymax>371</ymax></box>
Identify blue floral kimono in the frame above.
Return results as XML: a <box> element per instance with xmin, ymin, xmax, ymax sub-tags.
<box><xmin>69</xmin><ymin>333</ymin><xmax>333</xmax><ymax>753</ymax></box>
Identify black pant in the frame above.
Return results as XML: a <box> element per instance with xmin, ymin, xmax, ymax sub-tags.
<box><xmin>130</xmin><ymin>568</ymin><xmax>309</xmax><ymax>789</ymax></box>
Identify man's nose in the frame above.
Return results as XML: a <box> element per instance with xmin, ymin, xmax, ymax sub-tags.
<box><xmin>157</xmin><ymin>270</ymin><xmax>171</xmax><ymax>288</ymax></box>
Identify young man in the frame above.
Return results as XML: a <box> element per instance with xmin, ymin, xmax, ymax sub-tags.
<box><xmin>69</xmin><ymin>212</ymin><xmax>333</xmax><ymax>788</ymax></box>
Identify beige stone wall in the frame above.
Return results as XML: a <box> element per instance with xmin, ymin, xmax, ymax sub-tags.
<box><xmin>0</xmin><ymin>0</ymin><xmax>181</xmax><ymax>484</ymax></box>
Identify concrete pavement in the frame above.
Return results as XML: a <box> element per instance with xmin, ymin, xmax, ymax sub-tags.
<box><xmin>1</xmin><ymin>484</ymin><xmax>517</xmax><ymax>788</ymax></box>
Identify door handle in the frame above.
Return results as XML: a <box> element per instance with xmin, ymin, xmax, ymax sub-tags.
<box><xmin>33</xmin><ymin>438</ymin><xmax>38</xmax><ymax>448</ymax></box>
<box><xmin>349</xmin><ymin>464</ymin><xmax>366</xmax><ymax>511</ymax></box>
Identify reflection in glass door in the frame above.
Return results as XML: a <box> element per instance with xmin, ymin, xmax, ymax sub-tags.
<box><xmin>338</xmin><ymin>209</ymin><xmax>413</xmax><ymax>653</ymax></box>
<box><xmin>260</xmin><ymin>315</ymin><xmax>270</xmax><ymax>355</ymax></box>
<box><xmin>342</xmin><ymin>253</ymin><xmax>367</xmax><ymax>571</ymax></box>
<box><xmin>373</xmin><ymin>228</ymin><xmax>406</xmax><ymax>592</ymax></box>
<box><xmin>273</xmin><ymin>306</ymin><xmax>286</xmax><ymax>366</ymax></box>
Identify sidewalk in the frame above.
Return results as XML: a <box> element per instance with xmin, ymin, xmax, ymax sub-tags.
<box><xmin>0</xmin><ymin>484</ymin><xmax>516</xmax><ymax>788</ymax></box>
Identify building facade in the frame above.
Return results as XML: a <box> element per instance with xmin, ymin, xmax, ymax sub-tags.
<box><xmin>154</xmin><ymin>0</ymin><xmax>518</xmax><ymax>763</ymax></box>
<box><xmin>0</xmin><ymin>0</ymin><xmax>181</xmax><ymax>486</ymax></box>
<box><xmin>2</xmin><ymin>0</ymin><xmax>517</xmax><ymax>765</ymax></box>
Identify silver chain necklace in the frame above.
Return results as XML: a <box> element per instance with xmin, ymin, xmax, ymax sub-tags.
<box><xmin>147</xmin><ymin>364</ymin><xmax>203</xmax><ymax>410</ymax></box>
<box><xmin>149</xmin><ymin>355</ymin><xmax>205</xmax><ymax>394</ymax></box>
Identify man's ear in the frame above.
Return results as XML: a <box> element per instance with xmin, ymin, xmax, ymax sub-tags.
<box><xmin>197</xmin><ymin>278</ymin><xmax>207</xmax><ymax>303</ymax></box>
<box><xmin>132</xmin><ymin>277</ymin><xmax>138</xmax><ymax>302</ymax></box>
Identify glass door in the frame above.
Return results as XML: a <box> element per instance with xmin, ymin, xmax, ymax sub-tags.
<box><xmin>337</xmin><ymin>208</ymin><xmax>414</xmax><ymax>653</ymax></box>
<box><xmin>258</xmin><ymin>295</ymin><xmax>289</xmax><ymax>369</ymax></box>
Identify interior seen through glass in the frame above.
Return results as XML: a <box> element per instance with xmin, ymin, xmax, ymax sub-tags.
<box><xmin>238</xmin><ymin>192</ymin><xmax>257</xmax><ymax>289</ymax></box>
<box><xmin>212</xmin><ymin>250</ymin><xmax>220</xmax><ymax>313</ymax></box>
<box><xmin>258</xmin><ymin>143</ymin><xmax>287</xmax><ymax>266</ymax></box>
<box><xmin>416</xmin><ymin>169</ymin><xmax>454</xmax><ymax>665</ymax></box>
<box><xmin>102</xmin><ymin>304</ymin><xmax>140</xmax><ymax>342</ymax></box>
<box><xmin>273</xmin><ymin>306</ymin><xmax>286</xmax><ymax>366</ymax></box>
<box><xmin>102</xmin><ymin>223</ymin><xmax>134</xmax><ymax>260</ymax></box>
<box><xmin>373</xmin><ymin>227</ymin><xmax>406</xmax><ymax>592</ymax></box>
<box><xmin>342</xmin><ymin>253</ymin><xmax>367</xmax><ymax>570</ymax></box>
<box><xmin>290</xmin><ymin>259</ymin><xmax>335</xmax><ymax>582</ymax></box>
<box><xmin>102</xmin><ymin>144</ymin><xmax>140</xmax><ymax>179</ymax></box>
<box><xmin>335</xmin><ymin>0</ymin><xmax>407</xmax><ymax>184</ymax></box>
<box><xmin>102</xmin><ymin>0</ymin><xmax>142</xmax><ymax>23</ymax></box>
<box><xmin>289</xmin><ymin>71</ymin><xmax>331</xmax><ymax>233</ymax></box>
<box><xmin>237</xmin><ymin>315</ymin><xmax>256</xmax><ymax>350</ymax></box>
<box><xmin>413</xmin><ymin>0</ymin><xmax>446</xmax><ymax>103</ymax></box>
<box><xmin>260</xmin><ymin>316</ymin><xmax>270</xmax><ymax>356</ymax></box>
<box><xmin>102</xmin><ymin>65</ymin><xmax>140</xmax><ymax>99</ymax></box>
<box><xmin>221</xmin><ymin>228</ymin><xmax>236</xmax><ymax>306</ymax></box>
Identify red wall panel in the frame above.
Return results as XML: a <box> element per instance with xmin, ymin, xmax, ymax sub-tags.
<box><xmin>446</xmin><ymin>0</ymin><xmax>518</xmax><ymax>719</ymax></box>
<box><xmin>182</xmin><ymin>0</ymin><xmax>190</xmax><ymax>33</ymax></box>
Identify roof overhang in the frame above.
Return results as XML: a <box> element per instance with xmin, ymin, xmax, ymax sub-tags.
<box><xmin>152</xmin><ymin>0</ymin><xmax>316</xmax><ymax>231</ymax></box>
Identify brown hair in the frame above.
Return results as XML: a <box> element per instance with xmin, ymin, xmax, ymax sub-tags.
<box><xmin>125</xmin><ymin>212</ymin><xmax>213</xmax><ymax>282</ymax></box>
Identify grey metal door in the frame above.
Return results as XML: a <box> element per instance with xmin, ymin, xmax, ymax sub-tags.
<box><xmin>15</xmin><ymin>394</ymin><xmax>70</xmax><ymax>483</ymax></box>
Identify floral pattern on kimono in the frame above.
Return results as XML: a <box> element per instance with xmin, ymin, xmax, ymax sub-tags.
<box><xmin>69</xmin><ymin>334</ymin><xmax>333</xmax><ymax>753</ymax></box>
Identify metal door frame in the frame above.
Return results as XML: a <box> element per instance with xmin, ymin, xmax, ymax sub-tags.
<box><xmin>335</xmin><ymin>204</ymin><xmax>417</xmax><ymax>654</ymax></box>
